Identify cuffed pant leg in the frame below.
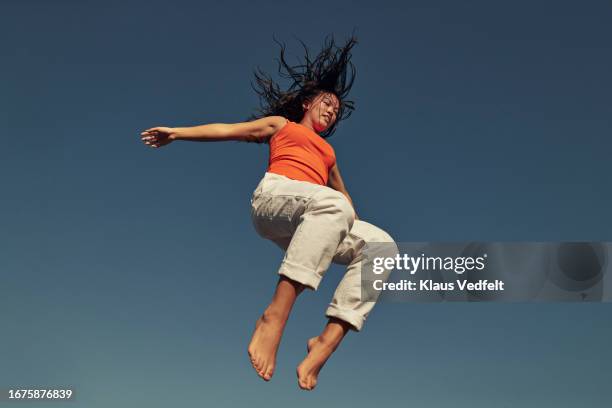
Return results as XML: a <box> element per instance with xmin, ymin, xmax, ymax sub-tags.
<box><xmin>278</xmin><ymin>188</ymin><xmax>356</xmax><ymax>290</ymax></box>
<box><xmin>325</xmin><ymin>220</ymin><xmax>398</xmax><ymax>331</ymax></box>
<box><xmin>251</xmin><ymin>173</ymin><xmax>356</xmax><ymax>291</ymax></box>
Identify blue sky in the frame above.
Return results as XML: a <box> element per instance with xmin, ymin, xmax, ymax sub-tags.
<box><xmin>1</xmin><ymin>1</ymin><xmax>611</xmax><ymax>406</ymax></box>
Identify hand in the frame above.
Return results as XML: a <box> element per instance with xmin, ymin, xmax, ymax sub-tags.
<box><xmin>140</xmin><ymin>127</ymin><xmax>176</xmax><ymax>148</ymax></box>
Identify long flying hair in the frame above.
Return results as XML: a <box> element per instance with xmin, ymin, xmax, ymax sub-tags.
<box><xmin>249</xmin><ymin>34</ymin><xmax>358</xmax><ymax>143</ymax></box>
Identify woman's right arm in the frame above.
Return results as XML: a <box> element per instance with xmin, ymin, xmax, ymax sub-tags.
<box><xmin>140</xmin><ymin>116</ymin><xmax>287</xmax><ymax>147</ymax></box>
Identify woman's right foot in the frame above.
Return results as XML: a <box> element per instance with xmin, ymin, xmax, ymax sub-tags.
<box><xmin>247</xmin><ymin>310</ymin><xmax>286</xmax><ymax>381</ymax></box>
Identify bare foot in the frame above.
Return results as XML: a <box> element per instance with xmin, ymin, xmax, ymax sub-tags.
<box><xmin>296</xmin><ymin>336</ymin><xmax>338</xmax><ymax>390</ymax></box>
<box><xmin>247</xmin><ymin>311</ymin><xmax>285</xmax><ymax>381</ymax></box>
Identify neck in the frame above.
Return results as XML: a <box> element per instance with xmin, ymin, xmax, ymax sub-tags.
<box><xmin>299</xmin><ymin>116</ymin><xmax>316</xmax><ymax>133</ymax></box>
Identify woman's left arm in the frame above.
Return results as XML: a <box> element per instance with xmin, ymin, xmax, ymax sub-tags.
<box><xmin>328</xmin><ymin>163</ymin><xmax>359</xmax><ymax>220</ymax></box>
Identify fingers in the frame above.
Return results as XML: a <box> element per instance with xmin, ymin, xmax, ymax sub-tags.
<box><xmin>140</xmin><ymin>135</ymin><xmax>156</xmax><ymax>144</ymax></box>
<box><xmin>140</xmin><ymin>127</ymin><xmax>170</xmax><ymax>148</ymax></box>
<box><xmin>140</xmin><ymin>134</ymin><xmax>161</xmax><ymax>148</ymax></box>
<box><xmin>140</xmin><ymin>127</ymin><xmax>163</xmax><ymax>138</ymax></box>
<box><xmin>141</xmin><ymin>128</ymin><xmax>160</xmax><ymax>143</ymax></box>
<box><xmin>143</xmin><ymin>140</ymin><xmax>161</xmax><ymax>148</ymax></box>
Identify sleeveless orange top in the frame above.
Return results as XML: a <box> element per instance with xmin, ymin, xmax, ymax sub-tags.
<box><xmin>267</xmin><ymin>120</ymin><xmax>336</xmax><ymax>186</ymax></box>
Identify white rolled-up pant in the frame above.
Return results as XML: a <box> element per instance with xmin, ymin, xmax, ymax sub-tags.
<box><xmin>250</xmin><ymin>172</ymin><xmax>398</xmax><ymax>331</ymax></box>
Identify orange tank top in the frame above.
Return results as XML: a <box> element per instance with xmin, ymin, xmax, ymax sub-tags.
<box><xmin>267</xmin><ymin>120</ymin><xmax>336</xmax><ymax>186</ymax></box>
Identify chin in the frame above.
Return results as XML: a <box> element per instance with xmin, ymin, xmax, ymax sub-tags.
<box><xmin>315</xmin><ymin>122</ymin><xmax>331</xmax><ymax>133</ymax></box>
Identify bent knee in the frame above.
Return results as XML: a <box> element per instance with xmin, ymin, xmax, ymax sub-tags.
<box><xmin>360</xmin><ymin>223</ymin><xmax>394</xmax><ymax>243</ymax></box>
<box><xmin>310</xmin><ymin>189</ymin><xmax>355</xmax><ymax>226</ymax></box>
<box><xmin>335</xmin><ymin>196</ymin><xmax>356</xmax><ymax>225</ymax></box>
<box><xmin>374</xmin><ymin>228</ymin><xmax>394</xmax><ymax>244</ymax></box>
<box><xmin>362</xmin><ymin>225</ymin><xmax>399</xmax><ymax>255</ymax></box>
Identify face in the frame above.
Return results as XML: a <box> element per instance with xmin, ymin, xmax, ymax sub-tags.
<box><xmin>302</xmin><ymin>92</ymin><xmax>340</xmax><ymax>132</ymax></box>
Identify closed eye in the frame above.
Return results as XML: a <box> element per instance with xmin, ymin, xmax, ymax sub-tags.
<box><xmin>324</xmin><ymin>100</ymin><xmax>338</xmax><ymax>112</ymax></box>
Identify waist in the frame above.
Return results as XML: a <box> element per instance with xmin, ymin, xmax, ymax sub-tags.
<box><xmin>267</xmin><ymin>162</ymin><xmax>328</xmax><ymax>186</ymax></box>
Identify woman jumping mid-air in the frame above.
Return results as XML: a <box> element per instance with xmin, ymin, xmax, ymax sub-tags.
<box><xmin>140</xmin><ymin>35</ymin><xmax>397</xmax><ymax>390</ymax></box>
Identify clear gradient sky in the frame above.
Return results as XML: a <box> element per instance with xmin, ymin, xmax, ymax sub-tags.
<box><xmin>1</xmin><ymin>0</ymin><xmax>611</xmax><ymax>406</ymax></box>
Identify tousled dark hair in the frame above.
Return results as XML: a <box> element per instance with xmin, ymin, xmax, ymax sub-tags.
<box><xmin>248</xmin><ymin>34</ymin><xmax>357</xmax><ymax>143</ymax></box>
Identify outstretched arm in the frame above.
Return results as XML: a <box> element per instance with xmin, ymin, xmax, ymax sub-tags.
<box><xmin>141</xmin><ymin>116</ymin><xmax>287</xmax><ymax>147</ymax></box>
<box><xmin>327</xmin><ymin>163</ymin><xmax>359</xmax><ymax>220</ymax></box>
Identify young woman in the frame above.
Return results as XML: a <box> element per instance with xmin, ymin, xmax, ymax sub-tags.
<box><xmin>140</xmin><ymin>36</ymin><xmax>397</xmax><ymax>390</ymax></box>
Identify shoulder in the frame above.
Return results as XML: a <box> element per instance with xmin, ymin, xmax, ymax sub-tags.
<box><xmin>262</xmin><ymin>116</ymin><xmax>289</xmax><ymax>131</ymax></box>
<box><xmin>264</xmin><ymin>116</ymin><xmax>290</xmax><ymax>139</ymax></box>
<box><xmin>263</xmin><ymin>115</ymin><xmax>289</xmax><ymax>127</ymax></box>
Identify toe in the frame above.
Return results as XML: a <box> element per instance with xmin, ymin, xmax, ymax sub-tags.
<box><xmin>259</xmin><ymin>363</ymin><xmax>269</xmax><ymax>380</ymax></box>
<box><xmin>248</xmin><ymin>348</ymin><xmax>257</xmax><ymax>365</ymax></box>
<box><xmin>264</xmin><ymin>366</ymin><xmax>274</xmax><ymax>381</ymax></box>
<box><xmin>298</xmin><ymin>375</ymin><xmax>309</xmax><ymax>390</ymax></box>
<box><xmin>297</xmin><ymin>372</ymin><xmax>305</xmax><ymax>389</ymax></box>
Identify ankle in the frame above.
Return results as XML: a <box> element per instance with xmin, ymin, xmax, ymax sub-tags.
<box><xmin>262</xmin><ymin>307</ymin><xmax>288</xmax><ymax>323</ymax></box>
<box><xmin>315</xmin><ymin>333</ymin><xmax>342</xmax><ymax>351</ymax></box>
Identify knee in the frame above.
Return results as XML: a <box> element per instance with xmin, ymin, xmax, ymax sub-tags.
<box><xmin>310</xmin><ymin>189</ymin><xmax>356</xmax><ymax>228</ymax></box>
<box><xmin>332</xmin><ymin>195</ymin><xmax>356</xmax><ymax>232</ymax></box>
<box><xmin>336</xmin><ymin>196</ymin><xmax>356</xmax><ymax>225</ymax></box>
<box><xmin>377</xmin><ymin>229</ymin><xmax>395</xmax><ymax>243</ymax></box>
<box><xmin>368</xmin><ymin>227</ymin><xmax>399</xmax><ymax>256</ymax></box>
<box><xmin>370</xmin><ymin>226</ymin><xmax>394</xmax><ymax>244</ymax></box>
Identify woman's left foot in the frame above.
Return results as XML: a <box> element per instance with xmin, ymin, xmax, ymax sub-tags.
<box><xmin>296</xmin><ymin>336</ymin><xmax>338</xmax><ymax>390</ymax></box>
